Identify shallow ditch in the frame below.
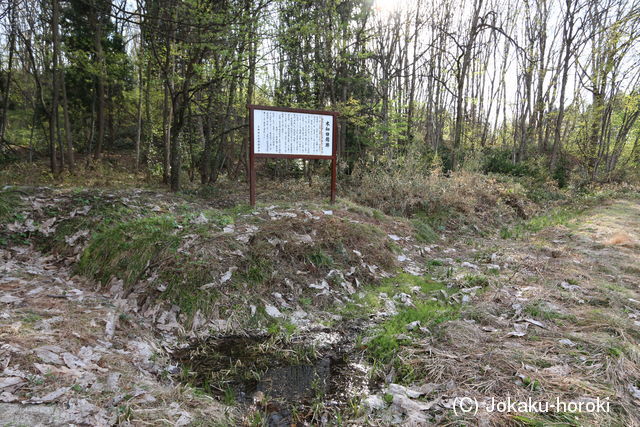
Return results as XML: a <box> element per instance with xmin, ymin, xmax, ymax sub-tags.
<box><xmin>173</xmin><ymin>328</ymin><xmax>376</xmax><ymax>425</ymax></box>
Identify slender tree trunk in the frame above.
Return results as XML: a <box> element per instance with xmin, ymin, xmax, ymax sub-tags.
<box><xmin>162</xmin><ymin>10</ymin><xmax>175</xmax><ymax>186</ymax></box>
<box><xmin>87</xmin><ymin>90</ymin><xmax>96</xmax><ymax>162</ymax></box>
<box><xmin>550</xmin><ymin>0</ymin><xmax>576</xmax><ymax>171</ymax></box>
<box><xmin>61</xmin><ymin>69</ymin><xmax>74</xmax><ymax>171</ymax></box>
<box><xmin>212</xmin><ymin>78</ymin><xmax>238</xmax><ymax>183</ymax></box>
<box><xmin>162</xmin><ymin>82</ymin><xmax>172</xmax><ymax>184</ymax></box>
<box><xmin>0</xmin><ymin>0</ymin><xmax>17</xmax><ymax>149</ymax></box>
<box><xmin>452</xmin><ymin>0</ymin><xmax>483</xmax><ymax>171</ymax></box>
<box><xmin>49</xmin><ymin>0</ymin><xmax>61</xmax><ymax>175</ymax></box>
<box><xmin>535</xmin><ymin>0</ymin><xmax>548</xmax><ymax>154</ymax></box>
<box><xmin>200</xmin><ymin>96</ymin><xmax>213</xmax><ymax>184</ymax></box>
<box><xmin>406</xmin><ymin>0</ymin><xmax>421</xmax><ymax>147</ymax></box>
<box><xmin>92</xmin><ymin>12</ymin><xmax>106</xmax><ymax>159</ymax></box>
<box><xmin>170</xmin><ymin>88</ymin><xmax>190</xmax><ymax>191</ymax></box>
<box><xmin>239</xmin><ymin>7</ymin><xmax>257</xmax><ymax>181</ymax></box>
<box><xmin>169</xmin><ymin>57</ymin><xmax>196</xmax><ymax>191</ymax></box>
<box><xmin>143</xmin><ymin>55</ymin><xmax>151</xmax><ymax>167</ymax></box>
<box><xmin>135</xmin><ymin>44</ymin><xmax>143</xmax><ymax>171</ymax></box>
<box><xmin>28</xmin><ymin>109</ymin><xmax>36</xmax><ymax>163</ymax></box>
<box><xmin>169</xmin><ymin>116</ymin><xmax>181</xmax><ymax>191</ymax></box>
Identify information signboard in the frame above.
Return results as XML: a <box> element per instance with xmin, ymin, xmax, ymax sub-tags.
<box><xmin>248</xmin><ymin>105</ymin><xmax>338</xmax><ymax>206</ymax></box>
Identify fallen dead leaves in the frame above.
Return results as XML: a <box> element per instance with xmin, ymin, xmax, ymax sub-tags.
<box><xmin>0</xmin><ymin>244</ymin><xmax>229</xmax><ymax>425</ymax></box>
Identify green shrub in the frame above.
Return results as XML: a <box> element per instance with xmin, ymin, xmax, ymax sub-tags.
<box><xmin>483</xmin><ymin>149</ymin><xmax>536</xmax><ymax>177</ymax></box>
<box><xmin>552</xmin><ymin>157</ymin><xmax>569</xmax><ymax>188</ymax></box>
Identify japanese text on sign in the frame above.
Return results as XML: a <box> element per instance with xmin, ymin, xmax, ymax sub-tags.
<box><xmin>253</xmin><ymin>109</ymin><xmax>333</xmax><ymax>156</ymax></box>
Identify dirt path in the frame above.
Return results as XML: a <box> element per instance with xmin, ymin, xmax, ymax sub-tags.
<box><xmin>500</xmin><ymin>199</ymin><xmax>640</xmax><ymax>424</ymax></box>
<box><xmin>369</xmin><ymin>198</ymin><xmax>640</xmax><ymax>425</ymax></box>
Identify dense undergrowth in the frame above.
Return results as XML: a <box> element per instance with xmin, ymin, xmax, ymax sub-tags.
<box><xmin>348</xmin><ymin>149</ymin><xmax>640</xmax><ymax>240</ymax></box>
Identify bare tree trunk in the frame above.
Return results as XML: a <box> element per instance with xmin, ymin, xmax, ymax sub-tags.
<box><xmin>0</xmin><ymin>0</ymin><xmax>17</xmax><ymax>149</ymax></box>
<box><xmin>91</xmin><ymin>12</ymin><xmax>106</xmax><ymax>159</ymax></box>
<box><xmin>550</xmin><ymin>0</ymin><xmax>577</xmax><ymax>171</ymax></box>
<box><xmin>169</xmin><ymin>114</ymin><xmax>181</xmax><ymax>191</ymax></box>
<box><xmin>406</xmin><ymin>0</ymin><xmax>421</xmax><ymax>147</ymax></box>
<box><xmin>49</xmin><ymin>0</ymin><xmax>60</xmax><ymax>175</ymax></box>
<box><xmin>61</xmin><ymin>68</ymin><xmax>74</xmax><ymax>171</ymax></box>
<box><xmin>212</xmin><ymin>75</ymin><xmax>239</xmax><ymax>184</ymax></box>
<box><xmin>143</xmin><ymin>54</ymin><xmax>151</xmax><ymax>167</ymax></box>
<box><xmin>534</xmin><ymin>0</ymin><xmax>548</xmax><ymax>154</ymax></box>
<box><xmin>240</xmin><ymin>1</ymin><xmax>256</xmax><ymax>181</ymax></box>
<box><xmin>135</xmin><ymin>44</ymin><xmax>143</xmax><ymax>171</ymax></box>
<box><xmin>28</xmin><ymin>109</ymin><xmax>36</xmax><ymax>163</ymax></box>
<box><xmin>200</xmin><ymin>96</ymin><xmax>213</xmax><ymax>184</ymax></box>
<box><xmin>452</xmin><ymin>0</ymin><xmax>483</xmax><ymax>171</ymax></box>
<box><xmin>162</xmin><ymin>82</ymin><xmax>172</xmax><ymax>184</ymax></box>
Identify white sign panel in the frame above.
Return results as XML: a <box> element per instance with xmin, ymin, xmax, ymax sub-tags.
<box><xmin>253</xmin><ymin>109</ymin><xmax>333</xmax><ymax>156</ymax></box>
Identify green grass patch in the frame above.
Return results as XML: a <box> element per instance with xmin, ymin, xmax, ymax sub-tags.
<box><xmin>77</xmin><ymin>215</ymin><xmax>181</xmax><ymax>289</ymax></box>
<box><xmin>501</xmin><ymin>206</ymin><xmax>582</xmax><ymax>239</ymax></box>
<box><xmin>44</xmin><ymin>206</ymin><xmax>135</xmax><ymax>254</ymax></box>
<box><xmin>367</xmin><ymin>300</ymin><xmax>459</xmax><ymax>364</ymax></box>
<box><xmin>159</xmin><ymin>259</ymin><xmax>221</xmax><ymax>317</ymax></box>
<box><xmin>77</xmin><ymin>212</ymin><xmax>231</xmax><ymax>318</ymax></box>
<box><xmin>463</xmin><ymin>274</ymin><xmax>489</xmax><ymax>287</ymax></box>
<box><xmin>607</xmin><ymin>346</ymin><xmax>624</xmax><ymax>358</ymax></box>
<box><xmin>0</xmin><ymin>189</ymin><xmax>21</xmax><ymax>225</ymax></box>
<box><xmin>523</xmin><ymin>301</ymin><xmax>568</xmax><ymax>321</ymax></box>
<box><xmin>21</xmin><ymin>311</ymin><xmax>43</xmax><ymax>325</ymax></box>
<box><xmin>306</xmin><ymin>248</ymin><xmax>335</xmax><ymax>268</ymax></box>
<box><xmin>427</xmin><ymin>259</ymin><xmax>444</xmax><ymax>268</ymax></box>
<box><xmin>342</xmin><ymin>200</ymin><xmax>388</xmax><ymax>221</ymax></box>
<box><xmin>342</xmin><ymin>274</ymin><xmax>459</xmax><ymax>365</ymax></box>
<box><xmin>237</xmin><ymin>255</ymin><xmax>274</xmax><ymax>286</ymax></box>
<box><xmin>340</xmin><ymin>273</ymin><xmax>444</xmax><ymax>319</ymax></box>
<box><xmin>412</xmin><ymin>218</ymin><xmax>438</xmax><ymax>243</ymax></box>
<box><xmin>201</xmin><ymin>209</ymin><xmax>234</xmax><ymax>227</ymax></box>
<box><xmin>221</xmin><ymin>203</ymin><xmax>255</xmax><ymax>218</ymax></box>
<box><xmin>512</xmin><ymin>412</ymin><xmax>580</xmax><ymax>426</ymax></box>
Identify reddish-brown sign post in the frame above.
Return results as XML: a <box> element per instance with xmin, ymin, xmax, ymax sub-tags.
<box><xmin>248</xmin><ymin>105</ymin><xmax>338</xmax><ymax>207</ymax></box>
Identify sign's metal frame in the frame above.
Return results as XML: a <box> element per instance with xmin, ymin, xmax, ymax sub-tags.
<box><xmin>248</xmin><ymin>104</ymin><xmax>338</xmax><ymax>207</ymax></box>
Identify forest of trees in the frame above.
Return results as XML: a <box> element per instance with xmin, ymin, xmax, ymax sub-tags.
<box><xmin>0</xmin><ymin>0</ymin><xmax>639</xmax><ymax>190</ymax></box>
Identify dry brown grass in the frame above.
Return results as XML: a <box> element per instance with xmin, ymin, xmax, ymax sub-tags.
<box><xmin>377</xmin><ymin>198</ymin><xmax>640</xmax><ymax>425</ymax></box>
<box><xmin>347</xmin><ymin>161</ymin><xmax>539</xmax><ymax>231</ymax></box>
<box><xmin>605</xmin><ymin>232</ymin><xmax>634</xmax><ymax>247</ymax></box>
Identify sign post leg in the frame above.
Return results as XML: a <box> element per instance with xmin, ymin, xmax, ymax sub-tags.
<box><xmin>330</xmin><ymin>157</ymin><xmax>336</xmax><ymax>204</ymax></box>
<box><xmin>249</xmin><ymin>106</ymin><xmax>256</xmax><ymax>207</ymax></box>
<box><xmin>249</xmin><ymin>154</ymin><xmax>256</xmax><ymax>207</ymax></box>
<box><xmin>330</xmin><ymin>114</ymin><xmax>338</xmax><ymax>204</ymax></box>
